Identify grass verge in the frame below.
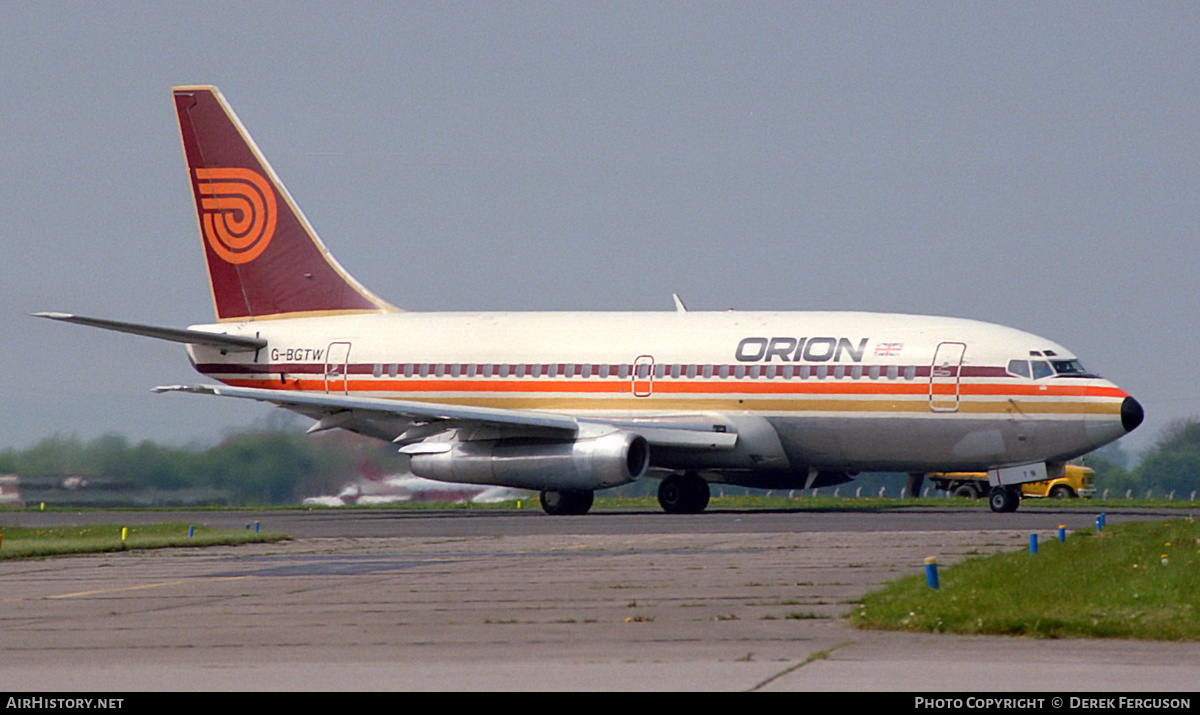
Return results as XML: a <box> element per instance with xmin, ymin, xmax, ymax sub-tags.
<box><xmin>852</xmin><ymin>518</ymin><xmax>1200</xmax><ymax>640</ymax></box>
<box><xmin>0</xmin><ymin>523</ymin><xmax>287</xmax><ymax>560</ymax></box>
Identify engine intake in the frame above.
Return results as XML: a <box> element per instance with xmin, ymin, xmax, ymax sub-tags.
<box><xmin>409</xmin><ymin>431</ymin><xmax>650</xmax><ymax>491</ymax></box>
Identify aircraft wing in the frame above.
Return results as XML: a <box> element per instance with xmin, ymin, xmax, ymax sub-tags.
<box><xmin>153</xmin><ymin>384</ymin><xmax>739</xmax><ymax>450</ymax></box>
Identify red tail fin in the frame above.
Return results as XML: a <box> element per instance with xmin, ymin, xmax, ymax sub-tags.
<box><xmin>173</xmin><ymin>85</ymin><xmax>397</xmax><ymax>321</ymax></box>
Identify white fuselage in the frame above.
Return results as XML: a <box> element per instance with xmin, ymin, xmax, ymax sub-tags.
<box><xmin>187</xmin><ymin>310</ymin><xmax>1132</xmax><ymax>486</ymax></box>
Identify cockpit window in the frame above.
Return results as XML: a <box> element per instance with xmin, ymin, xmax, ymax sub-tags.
<box><xmin>1010</xmin><ymin>357</ymin><xmax>1098</xmax><ymax>380</ymax></box>
<box><xmin>1007</xmin><ymin>359</ymin><xmax>1031</xmax><ymax>379</ymax></box>
<box><xmin>1051</xmin><ymin>359</ymin><xmax>1096</xmax><ymax>378</ymax></box>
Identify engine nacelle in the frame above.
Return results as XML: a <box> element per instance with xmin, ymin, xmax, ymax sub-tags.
<box><xmin>408</xmin><ymin>432</ymin><xmax>650</xmax><ymax>491</ymax></box>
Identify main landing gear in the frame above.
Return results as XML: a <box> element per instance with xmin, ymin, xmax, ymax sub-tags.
<box><xmin>657</xmin><ymin>472</ymin><xmax>710</xmax><ymax>514</ymax></box>
<box><xmin>539</xmin><ymin>489</ymin><xmax>594</xmax><ymax>516</ymax></box>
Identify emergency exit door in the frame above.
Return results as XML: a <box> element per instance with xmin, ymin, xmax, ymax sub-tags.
<box><xmin>632</xmin><ymin>355</ymin><xmax>655</xmax><ymax>397</ymax></box>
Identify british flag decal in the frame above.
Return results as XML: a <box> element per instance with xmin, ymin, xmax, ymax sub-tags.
<box><xmin>874</xmin><ymin>342</ymin><xmax>903</xmax><ymax>357</ymax></box>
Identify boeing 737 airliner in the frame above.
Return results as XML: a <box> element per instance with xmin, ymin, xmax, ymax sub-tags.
<box><xmin>38</xmin><ymin>86</ymin><xmax>1144</xmax><ymax>514</ymax></box>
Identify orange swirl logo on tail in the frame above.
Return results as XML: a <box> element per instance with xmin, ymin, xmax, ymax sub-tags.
<box><xmin>193</xmin><ymin>168</ymin><xmax>277</xmax><ymax>264</ymax></box>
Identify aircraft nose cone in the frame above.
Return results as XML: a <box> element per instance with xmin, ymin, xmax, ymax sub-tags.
<box><xmin>1122</xmin><ymin>396</ymin><xmax>1144</xmax><ymax>433</ymax></box>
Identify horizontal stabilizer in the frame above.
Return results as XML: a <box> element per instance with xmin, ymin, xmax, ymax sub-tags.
<box><xmin>34</xmin><ymin>313</ymin><xmax>266</xmax><ymax>352</ymax></box>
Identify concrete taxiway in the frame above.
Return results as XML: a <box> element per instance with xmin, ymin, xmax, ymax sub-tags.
<box><xmin>1</xmin><ymin>507</ymin><xmax>1198</xmax><ymax>691</ymax></box>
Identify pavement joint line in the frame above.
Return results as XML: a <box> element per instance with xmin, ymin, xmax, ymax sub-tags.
<box><xmin>747</xmin><ymin>639</ymin><xmax>856</xmax><ymax>692</ymax></box>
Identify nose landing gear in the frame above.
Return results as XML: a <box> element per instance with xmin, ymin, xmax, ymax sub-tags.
<box><xmin>988</xmin><ymin>486</ymin><xmax>1021</xmax><ymax>513</ymax></box>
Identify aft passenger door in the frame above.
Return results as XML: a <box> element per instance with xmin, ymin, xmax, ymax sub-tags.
<box><xmin>929</xmin><ymin>342</ymin><xmax>966</xmax><ymax>412</ymax></box>
<box><xmin>325</xmin><ymin>341</ymin><xmax>352</xmax><ymax>395</ymax></box>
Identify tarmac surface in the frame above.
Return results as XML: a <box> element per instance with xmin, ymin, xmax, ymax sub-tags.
<box><xmin>2</xmin><ymin>506</ymin><xmax>1199</xmax><ymax>692</ymax></box>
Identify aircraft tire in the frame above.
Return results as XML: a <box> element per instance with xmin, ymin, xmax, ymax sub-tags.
<box><xmin>658</xmin><ymin>473</ymin><xmax>710</xmax><ymax>514</ymax></box>
<box><xmin>988</xmin><ymin>486</ymin><xmax>1021</xmax><ymax>513</ymax></box>
<box><xmin>539</xmin><ymin>489</ymin><xmax>594</xmax><ymax>516</ymax></box>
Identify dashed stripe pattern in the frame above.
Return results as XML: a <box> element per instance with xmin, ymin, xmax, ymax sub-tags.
<box><xmin>194</xmin><ymin>360</ymin><xmax>1127</xmax><ymax>418</ymax></box>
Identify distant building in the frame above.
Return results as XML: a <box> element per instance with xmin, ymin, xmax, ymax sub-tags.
<box><xmin>0</xmin><ymin>475</ymin><xmax>19</xmax><ymax>506</ymax></box>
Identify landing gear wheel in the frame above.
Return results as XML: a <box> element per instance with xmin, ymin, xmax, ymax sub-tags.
<box><xmin>539</xmin><ymin>489</ymin><xmax>594</xmax><ymax>516</ymax></box>
<box><xmin>988</xmin><ymin>486</ymin><xmax>1021</xmax><ymax>513</ymax></box>
<box><xmin>657</xmin><ymin>472</ymin><xmax>710</xmax><ymax>514</ymax></box>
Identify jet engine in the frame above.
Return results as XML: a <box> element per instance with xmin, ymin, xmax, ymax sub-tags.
<box><xmin>407</xmin><ymin>431</ymin><xmax>650</xmax><ymax>492</ymax></box>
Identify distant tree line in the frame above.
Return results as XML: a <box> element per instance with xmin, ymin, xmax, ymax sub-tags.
<box><xmin>0</xmin><ymin>430</ymin><xmax>406</xmax><ymax>506</ymax></box>
<box><xmin>1083</xmin><ymin>419</ymin><xmax>1200</xmax><ymax>499</ymax></box>
<box><xmin>1</xmin><ymin>417</ymin><xmax>1195</xmax><ymax>505</ymax></box>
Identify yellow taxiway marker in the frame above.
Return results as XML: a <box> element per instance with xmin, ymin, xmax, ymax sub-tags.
<box><xmin>46</xmin><ymin>576</ymin><xmax>251</xmax><ymax>600</ymax></box>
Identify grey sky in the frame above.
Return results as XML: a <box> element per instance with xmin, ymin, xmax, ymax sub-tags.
<box><xmin>4</xmin><ymin>3</ymin><xmax>1197</xmax><ymax>456</ymax></box>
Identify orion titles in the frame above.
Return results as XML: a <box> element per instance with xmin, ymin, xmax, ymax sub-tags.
<box><xmin>735</xmin><ymin>337</ymin><xmax>875</xmax><ymax>363</ymax></box>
